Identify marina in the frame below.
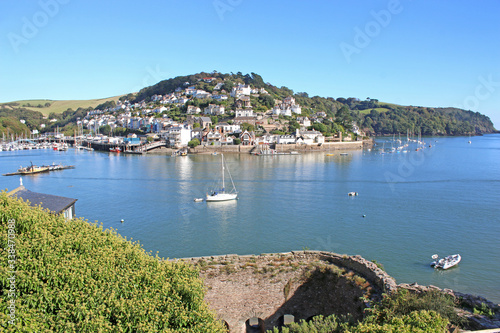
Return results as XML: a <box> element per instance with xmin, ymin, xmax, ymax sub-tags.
<box><xmin>1</xmin><ymin>134</ymin><xmax>499</xmax><ymax>303</ymax></box>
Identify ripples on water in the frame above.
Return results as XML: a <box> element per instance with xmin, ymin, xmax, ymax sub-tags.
<box><xmin>1</xmin><ymin>135</ymin><xmax>499</xmax><ymax>302</ymax></box>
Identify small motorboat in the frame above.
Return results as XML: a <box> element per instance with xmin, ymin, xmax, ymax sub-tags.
<box><xmin>348</xmin><ymin>192</ymin><xmax>358</xmax><ymax>196</ymax></box>
<box><xmin>430</xmin><ymin>254</ymin><xmax>461</xmax><ymax>270</ymax></box>
<box><xmin>193</xmin><ymin>198</ymin><xmax>203</xmax><ymax>202</ymax></box>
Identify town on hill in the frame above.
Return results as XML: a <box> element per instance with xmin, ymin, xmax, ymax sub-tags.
<box><xmin>0</xmin><ymin>72</ymin><xmax>497</xmax><ymax>149</ymax></box>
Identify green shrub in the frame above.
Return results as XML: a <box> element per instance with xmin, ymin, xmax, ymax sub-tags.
<box><xmin>473</xmin><ymin>302</ymin><xmax>494</xmax><ymax>318</ymax></box>
<box><xmin>0</xmin><ymin>193</ymin><xmax>225</xmax><ymax>332</ymax></box>
<box><xmin>365</xmin><ymin>289</ymin><xmax>462</xmax><ymax>327</ymax></box>
<box><xmin>188</xmin><ymin>138</ymin><xmax>200</xmax><ymax>148</ymax></box>
<box><xmin>269</xmin><ymin>314</ymin><xmax>347</xmax><ymax>333</ymax></box>
<box><xmin>348</xmin><ymin>310</ymin><xmax>448</xmax><ymax>333</ymax></box>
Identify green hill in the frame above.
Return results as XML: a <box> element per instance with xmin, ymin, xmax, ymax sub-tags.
<box><xmin>134</xmin><ymin>72</ymin><xmax>497</xmax><ymax>135</ymax></box>
<box><xmin>1</xmin><ymin>72</ymin><xmax>497</xmax><ymax>137</ymax></box>
<box><xmin>0</xmin><ymin>96</ymin><xmax>123</xmax><ymax>116</ymax></box>
<box><xmin>0</xmin><ymin>193</ymin><xmax>226</xmax><ymax>332</ymax></box>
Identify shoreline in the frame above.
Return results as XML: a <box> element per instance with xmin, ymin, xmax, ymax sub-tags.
<box><xmin>147</xmin><ymin>139</ymin><xmax>373</xmax><ymax>155</ymax></box>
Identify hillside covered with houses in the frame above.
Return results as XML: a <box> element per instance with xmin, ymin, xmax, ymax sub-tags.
<box><xmin>1</xmin><ymin>72</ymin><xmax>496</xmax><ymax>145</ymax></box>
<box><xmin>70</xmin><ymin>72</ymin><xmax>362</xmax><ymax>149</ymax></box>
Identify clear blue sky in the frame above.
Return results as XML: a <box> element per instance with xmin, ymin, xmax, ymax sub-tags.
<box><xmin>1</xmin><ymin>0</ymin><xmax>499</xmax><ymax>128</ymax></box>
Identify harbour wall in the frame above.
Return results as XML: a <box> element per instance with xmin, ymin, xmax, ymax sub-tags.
<box><xmin>188</xmin><ymin>140</ymin><xmax>370</xmax><ymax>154</ymax></box>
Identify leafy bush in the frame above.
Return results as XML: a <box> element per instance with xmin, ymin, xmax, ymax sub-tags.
<box><xmin>365</xmin><ymin>289</ymin><xmax>462</xmax><ymax>327</ymax></box>
<box><xmin>188</xmin><ymin>138</ymin><xmax>200</xmax><ymax>148</ymax></box>
<box><xmin>0</xmin><ymin>194</ymin><xmax>225</xmax><ymax>332</ymax></box>
<box><xmin>473</xmin><ymin>302</ymin><xmax>494</xmax><ymax>318</ymax></box>
<box><xmin>348</xmin><ymin>310</ymin><xmax>448</xmax><ymax>333</ymax></box>
<box><xmin>266</xmin><ymin>289</ymin><xmax>456</xmax><ymax>332</ymax></box>
<box><xmin>269</xmin><ymin>314</ymin><xmax>348</xmax><ymax>333</ymax></box>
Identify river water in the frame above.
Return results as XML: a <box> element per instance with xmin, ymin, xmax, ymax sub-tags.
<box><xmin>1</xmin><ymin>135</ymin><xmax>499</xmax><ymax>303</ymax></box>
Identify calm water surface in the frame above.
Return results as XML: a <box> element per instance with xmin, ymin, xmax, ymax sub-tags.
<box><xmin>1</xmin><ymin>135</ymin><xmax>499</xmax><ymax>303</ymax></box>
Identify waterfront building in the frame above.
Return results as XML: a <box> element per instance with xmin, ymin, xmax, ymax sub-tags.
<box><xmin>8</xmin><ymin>184</ymin><xmax>77</xmax><ymax>220</ymax></box>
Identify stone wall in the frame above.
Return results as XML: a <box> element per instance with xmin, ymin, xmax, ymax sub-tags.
<box><xmin>188</xmin><ymin>140</ymin><xmax>370</xmax><ymax>154</ymax></box>
<box><xmin>173</xmin><ymin>251</ymin><xmax>498</xmax><ymax>332</ymax></box>
<box><xmin>175</xmin><ymin>250</ymin><xmax>397</xmax><ymax>332</ymax></box>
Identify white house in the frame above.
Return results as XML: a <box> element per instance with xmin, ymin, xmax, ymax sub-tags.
<box><xmin>162</xmin><ymin>124</ymin><xmax>192</xmax><ymax>147</ymax></box>
<box><xmin>216</xmin><ymin>123</ymin><xmax>241</xmax><ymax>134</ymax></box>
<box><xmin>213</xmin><ymin>94</ymin><xmax>228</xmax><ymax>101</ymax></box>
<box><xmin>187</xmin><ymin>105</ymin><xmax>201</xmax><ymax>114</ymax></box>
<box><xmin>153</xmin><ymin>106</ymin><xmax>168</xmax><ymax>113</ymax></box>
<box><xmin>272</xmin><ymin>106</ymin><xmax>292</xmax><ymax>117</ymax></box>
<box><xmin>283</xmin><ymin>96</ymin><xmax>295</xmax><ymax>105</ymax></box>
<box><xmin>194</xmin><ymin>90</ymin><xmax>211</xmax><ymax>99</ymax></box>
<box><xmin>296</xmin><ymin>129</ymin><xmax>324</xmax><ymax>144</ymax></box>
<box><xmin>205</xmin><ymin>129</ymin><xmax>223</xmax><ymax>145</ymax></box>
<box><xmin>297</xmin><ymin>117</ymin><xmax>311</xmax><ymax>128</ymax></box>
<box><xmin>230</xmin><ymin>84</ymin><xmax>251</xmax><ymax>97</ymax></box>
<box><xmin>235</xmin><ymin>108</ymin><xmax>255</xmax><ymax>118</ymax></box>
<box><xmin>291</xmin><ymin>104</ymin><xmax>302</xmax><ymax>114</ymax></box>
<box><xmin>277</xmin><ymin>134</ymin><xmax>296</xmax><ymax>144</ymax></box>
<box><xmin>204</xmin><ymin>104</ymin><xmax>225</xmax><ymax>115</ymax></box>
<box><xmin>185</xmin><ymin>86</ymin><xmax>197</xmax><ymax>95</ymax></box>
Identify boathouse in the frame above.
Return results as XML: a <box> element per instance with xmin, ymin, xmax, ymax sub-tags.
<box><xmin>8</xmin><ymin>185</ymin><xmax>77</xmax><ymax>219</ymax></box>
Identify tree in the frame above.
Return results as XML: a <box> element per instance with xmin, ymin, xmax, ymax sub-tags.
<box><xmin>259</xmin><ymin>94</ymin><xmax>275</xmax><ymax>109</ymax></box>
<box><xmin>222</xmin><ymin>81</ymin><xmax>234</xmax><ymax>92</ymax></box>
<box><xmin>240</xmin><ymin>122</ymin><xmax>255</xmax><ymax>132</ymax></box>
<box><xmin>188</xmin><ymin>138</ymin><xmax>200</xmax><ymax>148</ymax></box>
<box><xmin>193</xmin><ymin>122</ymin><xmax>201</xmax><ymax>129</ymax></box>
<box><xmin>233</xmin><ymin>138</ymin><xmax>241</xmax><ymax>145</ymax></box>
<box><xmin>99</xmin><ymin>125</ymin><xmax>112</xmax><ymax>136</ymax></box>
<box><xmin>336</xmin><ymin>105</ymin><xmax>352</xmax><ymax>129</ymax></box>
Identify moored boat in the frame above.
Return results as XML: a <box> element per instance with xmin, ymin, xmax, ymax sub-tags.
<box><xmin>206</xmin><ymin>153</ymin><xmax>238</xmax><ymax>202</ymax></box>
<box><xmin>430</xmin><ymin>254</ymin><xmax>461</xmax><ymax>269</ymax></box>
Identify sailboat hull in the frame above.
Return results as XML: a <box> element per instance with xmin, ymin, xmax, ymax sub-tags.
<box><xmin>206</xmin><ymin>193</ymin><xmax>237</xmax><ymax>202</ymax></box>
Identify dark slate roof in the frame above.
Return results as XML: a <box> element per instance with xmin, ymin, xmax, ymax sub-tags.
<box><xmin>9</xmin><ymin>186</ymin><xmax>77</xmax><ymax>214</ymax></box>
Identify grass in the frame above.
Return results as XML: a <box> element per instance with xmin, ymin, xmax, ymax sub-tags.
<box><xmin>359</xmin><ymin>107</ymin><xmax>390</xmax><ymax>114</ymax></box>
<box><xmin>357</xmin><ymin>101</ymin><xmax>402</xmax><ymax>114</ymax></box>
<box><xmin>1</xmin><ymin>96</ymin><xmax>124</xmax><ymax>116</ymax></box>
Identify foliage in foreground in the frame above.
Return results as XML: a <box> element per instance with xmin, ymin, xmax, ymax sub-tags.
<box><xmin>0</xmin><ymin>193</ymin><xmax>226</xmax><ymax>332</ymax></box>
<box><xmin>268</xmin><ymin>289</ymin><xmax>455</xmax><ymax>333</ymax></box>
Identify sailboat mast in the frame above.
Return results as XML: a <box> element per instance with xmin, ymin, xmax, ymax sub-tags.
<box><xmin>221</xmin><ymin>154</ymin><xmax>225</xmax><ymax>191</ymax></box>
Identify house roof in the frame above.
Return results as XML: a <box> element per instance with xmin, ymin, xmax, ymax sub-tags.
<box><xmin>9</xmin><ymin>186</ymin><xmax>77</xmax><ymax>215</ymax></box>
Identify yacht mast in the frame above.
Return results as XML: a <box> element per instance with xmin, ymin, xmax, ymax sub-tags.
<box><xmin>221</xmin><ymin>154</ymin><xmax>225</xmax><ymax>192</ymax></box>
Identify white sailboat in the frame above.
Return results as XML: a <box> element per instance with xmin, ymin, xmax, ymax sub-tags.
<box><xmin>206</xmin><ymin>153</ymin><xmax>238</xmax><ymax>202</ymax></box>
